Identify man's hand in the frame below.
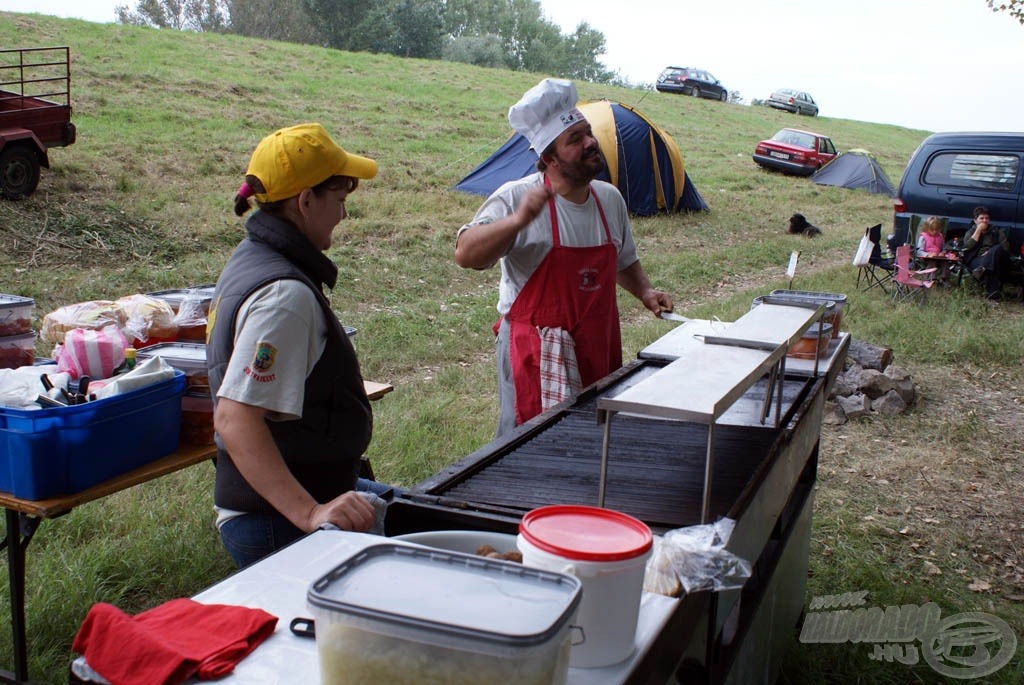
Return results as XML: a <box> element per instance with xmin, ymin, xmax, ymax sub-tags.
<box><xmin>513</xmin><ymin>184</ymin><xmax>554</xmax><ymax>228</ymax></box>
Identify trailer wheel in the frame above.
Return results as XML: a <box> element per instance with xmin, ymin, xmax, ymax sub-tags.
<box><xmin>0</xmin><ymin>145</ymin><xmax>41</xmax><ymax>200</ymax></box>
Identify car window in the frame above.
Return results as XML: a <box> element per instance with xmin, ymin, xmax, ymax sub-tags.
<box><xmin>793</xmin><ymin>132</ymin><xmax>815</xmax><ymax>148</ymax></box>
<box><xmin>923</xmin><ymin>152</ymin><xmax>1020</xmax><ymax>191</ymax></box>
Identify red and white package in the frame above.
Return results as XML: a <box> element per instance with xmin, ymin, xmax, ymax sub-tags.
<box><xmin>54</xmin><ymin>325</ymin><xmax>129</xmax><ymax>380</ymax></box>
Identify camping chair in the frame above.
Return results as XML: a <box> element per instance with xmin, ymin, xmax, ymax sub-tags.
<box><xmin>891</xmin><ymin>245</ymin><xmax>936</xmax><ymax>305</ymax></box>
<box><xmin>856</xmin><ymin>224</ymin><xmax>894</xmax><ymax>293</ymax></box>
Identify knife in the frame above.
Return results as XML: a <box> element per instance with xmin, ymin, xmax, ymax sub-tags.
<box><xmin>659</xmin><ymin>311</ymin><xmax>689</xmax><ymax>323</ymax></box>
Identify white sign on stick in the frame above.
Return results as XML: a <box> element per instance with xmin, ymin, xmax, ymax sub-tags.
<box><xmin>786</xmin><ymin>251</ymin><xmax>800</xmax><ymax>278</ymax></box>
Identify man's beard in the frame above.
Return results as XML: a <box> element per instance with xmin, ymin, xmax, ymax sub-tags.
<box><xmin>553</xmin><ymin>147</ymin><xmax>605</xmax><ymax>186</ymax></box>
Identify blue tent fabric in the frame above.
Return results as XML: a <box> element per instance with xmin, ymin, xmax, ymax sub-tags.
<box><xmin>811</xmin><ymin>149</ymin><xmax>896</xmax><ymax>197</ymax></box>
<box><xmin>454</xmin><ymin>101</ymin><xmax>708</xmax><ymax>216</ymax></box>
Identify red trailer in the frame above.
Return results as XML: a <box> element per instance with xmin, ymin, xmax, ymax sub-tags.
<box><xmin>0</xmin><ymin>46</ymin><xmax>76</xmax><ymax>199</ymax></box>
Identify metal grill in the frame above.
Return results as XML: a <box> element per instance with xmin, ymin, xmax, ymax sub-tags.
<box><xmin>419</xmin><ymin>368</ymin><xmax>810</xmax><ymax>531</ymax></box>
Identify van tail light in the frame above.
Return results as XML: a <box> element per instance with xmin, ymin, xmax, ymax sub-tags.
<box><xmin>893</xmin><ymin>197</ymin><xmax>906</xmax><ymax>213</ymax></box>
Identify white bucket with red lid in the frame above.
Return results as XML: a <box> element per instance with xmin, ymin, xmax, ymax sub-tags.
<box><xmin>517</xmin><ymin>504</ymin><xmax>653</xmax><ymax>668</ymax></box>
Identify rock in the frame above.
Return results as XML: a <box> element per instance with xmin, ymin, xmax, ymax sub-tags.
<box><xmin>883</xmin><ymin>364</ymin><xmax>912</xmax><ymax>382</ymax></box>
<box><xmin>855</xmin><ymin>368</ymin><xmax>897</xmax><ymax>399</ymax></box>
<box><xmin>872</xmin><ymin>390</ymin><xmax>907</xmax><ymax>415</ymax></box>
<box><xmin>848</xmin><ymin>339</ymin><xmax>893</xmax><ymax>371</ymax></box>
<box><xmin>837</xmin><ymin>393</ymin><xmax>870</xmax><ymax>419</ymax></box>
<box><xmin>892</xmin><ymin>378</ymin><xmax>916</xmax><ymax>405</ymax></box>
<box><xmin>829</xmin><ymin>373</ymin><xmax>856</xmax><ymax>399</ymax></box>
<box><xmin>823</xmin><ymin>400</ymin><xmax>847</xmax><ymax>425</ymax></box>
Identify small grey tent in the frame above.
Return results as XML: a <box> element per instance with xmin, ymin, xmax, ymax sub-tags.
<box><xmin>811</xmin><ymin>148</ymin><xmax>896</xmax><ymax>196</ymax></box>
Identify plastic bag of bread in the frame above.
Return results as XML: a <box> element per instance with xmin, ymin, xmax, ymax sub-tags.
<box><xmin>642</xmin><ymin>518</ymin><xmax>751</xmax><ymax>597</ymax></box>
<box><xmin>116</xmin><ymin>293</ymin><xmax>179</xmax><ymax>345</ymax></box>
<box><xmin>41</xmin><ymin>300</ymin><xmax>125</xmax><ymax>344</ymax></box>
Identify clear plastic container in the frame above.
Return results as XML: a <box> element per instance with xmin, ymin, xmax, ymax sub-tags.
<box><xmin>0</xmin><ymin>294</ymin><xmax>34</xmax><ymax>337</ymax></box>
<box><xmin>308</xmin><ymin>543</ymin><xmax>580</xmax><ymax>685</ymax></box>
<box><xmin>136</xmin><ymin>342</ymin><xmax>208</xmax><ymax>396</ymax></box>
<box><xmin>769</xmin><ymin>289</ymin><xmax>847</xmax><ymax>337</ymax></box>
<box><xmin>0</xmin><ymin>332</ymin><xmax>35</xmax><ymax>370</ymax></box>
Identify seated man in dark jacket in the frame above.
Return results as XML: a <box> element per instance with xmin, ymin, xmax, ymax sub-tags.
<box><xmin>962</xmin><ymin>206</ymin><xmax>1013</xmax><ymax>300</ymax></box>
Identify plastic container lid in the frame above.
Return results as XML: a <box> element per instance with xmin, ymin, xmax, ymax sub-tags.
<box><xmin>308</xmin><ymin>543</ymin><xmax>581</xmax><ymax>649</ymax></box>
<box><xmin>801</xmin><ymin>322</ymin><xmax>833</xmax><ymax>339</ymax></box>
<box><xmin>146</xmin><ymin>288</ymin><xmax>214</xmax><ymax>306</ymax></box>
<box><xmin>519</xmin><ymin>505</ymin><xmax>652</xmax><ymax>562</ymax></box>
<box><xmin>769</xmin><ymin>289</ymin><xmax>847</xmax><ymax>306</ymax></box>
<box><xmin>136</xmin><ymin>341</ymin><xmax>206</xmax><ymax>369</ymax></box>
<box><xmin>0</xmin><ymin>294</ymin><xmax>34</xmax><ymax>307</ymax></box>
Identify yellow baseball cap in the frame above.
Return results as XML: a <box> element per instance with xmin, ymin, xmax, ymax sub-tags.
<box><xmin>245</xmin><ymin>123</ymin><xmax>378</xmax><ymax>203</ymax></box>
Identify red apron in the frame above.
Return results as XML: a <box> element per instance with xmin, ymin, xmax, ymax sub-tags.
<box><xmin>505</xmin><ymin>178</ymin><xmax>621</xmax><ymax>425</ymax></box>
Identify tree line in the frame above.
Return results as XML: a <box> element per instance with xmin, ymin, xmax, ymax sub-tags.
<box><xmin>115</xmin><ymin>0</ymin><xmax>622</xmax><ymax>85</ymax></box>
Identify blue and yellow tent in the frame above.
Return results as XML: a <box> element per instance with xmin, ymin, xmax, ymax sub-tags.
<box><xmin>454</xmin><ymin>100</ymin><xmax>708</xmax><ymax>216</ymax></box>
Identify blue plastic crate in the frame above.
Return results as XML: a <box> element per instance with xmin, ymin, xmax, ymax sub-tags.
<box><xmin>0</xmin><ymin>370</ymin><xmax>186</xmax><ymax>500</ymax></box>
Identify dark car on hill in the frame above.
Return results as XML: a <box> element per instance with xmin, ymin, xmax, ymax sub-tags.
<box><xmin>752</xmin><ymin>128</ymin><xmax>837</xmax><ymax>176</ymax></box>
<box><xmin>767</xmin><ymin>88</ymin><xmax>818</xmax><ymax>116</ymax></box>
<box><xmin>655</xmin><ymin>67</ymin><xmax>728</xmax><ymax>102</ymax></box>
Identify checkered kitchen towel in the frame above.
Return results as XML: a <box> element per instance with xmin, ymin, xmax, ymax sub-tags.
<box><xmin>539</xmin><ymin>326</ymin><xmax>582</xmax><ymax>410</ymax></box>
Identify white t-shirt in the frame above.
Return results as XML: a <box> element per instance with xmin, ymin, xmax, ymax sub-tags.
<box><xmin>216</xmin><ymin>279</ymin><xmax>328</xmax><ymax>422</ymax></box>
<box><xmin>459</xmin><ymin>173</ymin><xmax>639</xmax><ymax>314</ymax></box>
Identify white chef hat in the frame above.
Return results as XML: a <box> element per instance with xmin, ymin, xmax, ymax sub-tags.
<box><xmin>508</xmin><ymin>78</ymin><xmax>586</xmax><ymax>154</ymax></box>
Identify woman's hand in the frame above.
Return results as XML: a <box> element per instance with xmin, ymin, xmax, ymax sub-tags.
<box><xmin>307</xmin><ymin>491</ymin><xmax>376</xmax><ymax>532</ymax></box>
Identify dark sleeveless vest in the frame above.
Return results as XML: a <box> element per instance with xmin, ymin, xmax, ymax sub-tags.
<box><xmin>207</xmin><ymin>210</ymin><xmax>371</xmax><ymax>513</ymax></box>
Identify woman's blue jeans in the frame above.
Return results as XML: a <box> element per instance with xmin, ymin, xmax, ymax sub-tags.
<box><xmin>219</xmin><ymin>478</ymin><xmax>396</xmax><ymax>568</ymax></box>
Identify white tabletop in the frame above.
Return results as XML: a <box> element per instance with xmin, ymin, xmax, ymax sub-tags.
<box><xmin>188</xmin><ymin>530</ymin><xmax>679</xmax><ymax>684</ymax></box>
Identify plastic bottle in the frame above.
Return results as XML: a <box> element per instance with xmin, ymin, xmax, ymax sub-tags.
<box><xmin>119</xmin><ymin>347</ymin><xmax>137</xmax><ymax>375</ymax></box>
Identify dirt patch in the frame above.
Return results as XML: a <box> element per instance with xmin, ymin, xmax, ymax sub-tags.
<box><xmin>820</xmin><ymin>361</ymin><xmax>1024</xmax><ymax>595</ymax></box>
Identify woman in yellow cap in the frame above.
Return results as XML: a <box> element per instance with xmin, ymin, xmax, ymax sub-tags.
<box><xmin>207</xmin><ymin>123</ymin><xmax>387</xmax><ymax>567</ymax></box>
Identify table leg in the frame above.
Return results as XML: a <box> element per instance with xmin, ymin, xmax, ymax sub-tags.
<box><xmin>2</xmin><ymin>508</ymin><xmax>31</xmax><ymax>683</ymax></box>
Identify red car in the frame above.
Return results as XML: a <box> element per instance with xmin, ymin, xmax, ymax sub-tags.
<box><xmin>752</xmin><ymin>128</ymin><xmax>837</xmax><ymax>176</ymax></box>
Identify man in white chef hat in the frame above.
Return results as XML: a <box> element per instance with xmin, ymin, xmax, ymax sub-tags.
<box><xmin>455</xmin><ymin>78</ymin><xmax>675</xmax><ymax>436</ymax></box>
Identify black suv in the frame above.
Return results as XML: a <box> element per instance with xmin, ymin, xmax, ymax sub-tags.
<box><xmin>656</xmin><ymin>67</ymin><xmax>728</xmax><ymax>101</ymax></box>
<box><xmin>892</xmin><ymin>132</ymin><xmax>1024</xmax><ymax>245</ymax></box>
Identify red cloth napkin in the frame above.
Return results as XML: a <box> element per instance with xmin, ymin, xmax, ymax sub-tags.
<box><xmin>72</xmin><ymin>598</ymin><xmax>277</xmax><ymax>684</ymax></box>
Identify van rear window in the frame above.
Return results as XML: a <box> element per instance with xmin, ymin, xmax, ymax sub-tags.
<box><xmin>923</xmin><ymin>153</ymin><xmax>1019</xmax><ymax>191</ymax></box>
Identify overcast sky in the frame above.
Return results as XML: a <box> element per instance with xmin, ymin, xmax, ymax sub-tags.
<box><xmin>6</xmin><ymin>0</ymin><xmax>1023</xmax><ymax>132</ymax></box>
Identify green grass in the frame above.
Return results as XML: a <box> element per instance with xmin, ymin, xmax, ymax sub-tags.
<box><xmin>2</xmin><ymin>12</ymin><xmax>1022</xmax><ymax>684</ymax></box>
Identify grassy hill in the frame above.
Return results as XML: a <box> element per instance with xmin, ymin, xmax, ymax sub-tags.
<box><xmin>2</xmin><ymin>13</ymin><xmax>1022</xmax><ymax>684</ymax></box>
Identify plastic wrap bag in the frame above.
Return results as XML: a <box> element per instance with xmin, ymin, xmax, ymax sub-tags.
<box><xmin>0</xmin><ymin>364</ymin><xmax>71</xmax><ymax>410</ymax></box>
<box><xmin>41</xmin><ymin>300</ymin><xmax>125</xmax><ymax>345</ymax></box>
<box><xmin>171</xmin><ymin>288</ymin><xmax>210</xmax><ymax>341</ymax></box>
<box><xmin>90</xmin><ymin>355</ymin><xmax>176</xmax><ymax>400</ymax></box>
<box><xmin>116</xmin><ymin>293</ymin><xmax>178</xmax><ymax>345</ymax></box>
<box><xmin>643</xmin><ymin>518</ymin><xmax>751</xmax><ymax>597</ymax></box>
<box><xmin>53</xmin><ymin>325</ymin><xmax>129</xmax><ymax>380</ymax></box>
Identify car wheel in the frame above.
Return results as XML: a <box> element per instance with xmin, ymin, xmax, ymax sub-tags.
<box><xmin>0</xmin><ymin>145</ymin><xmax>41</xmax><ymax>200</ymax></box>
<box><xmin>720</xmin><ymin>91</ymin><xmax>727</xmax><ymax>102</ymax></box>
<box><xmin>690</xmin><ymin>86</ymin><xmax>700</xmax><ymax>97</ymax></box>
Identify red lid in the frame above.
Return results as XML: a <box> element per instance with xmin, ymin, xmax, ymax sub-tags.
<box><xmin>519</xmin><ymin>505</ymin><xmax>652</xmax><ymax>562</ymax></box>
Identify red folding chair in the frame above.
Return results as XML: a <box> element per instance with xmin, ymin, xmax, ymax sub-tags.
<box><xmin>891</xmin><ymin>245</ymin><xmax>936</xmax><ymax>305</ymax></box>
